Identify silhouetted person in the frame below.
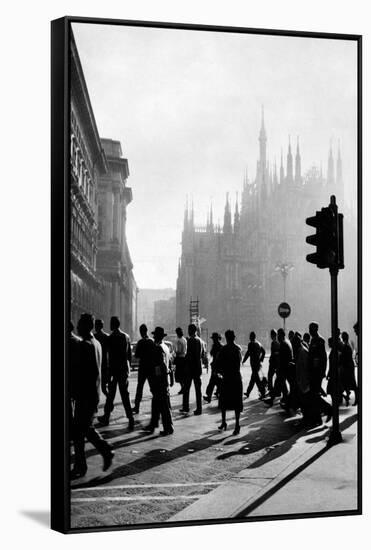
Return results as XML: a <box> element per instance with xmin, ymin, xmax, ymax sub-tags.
<box><xmin>326</xmin><ymin>337</ymin><xmax>343</xmax><ymax>405</ymax></box>
<box><xmin>267</xmin><ymin>329</ymin><xmax>280</xmax><ymax>397</ymax></box>
<box><xmin>69</xmin><ymin>322</ymin><xmax>81</xmax><ymax>442</ymax></box>
<box><xmin>217</xmin><ymin>330</ymin><xmax>243</xmax><ymax>435</ymax></box>
<box><xmin>243</xmin><ymin>331</ymin><xmax>266</xmax><ymax>399</ymax></box>
<box><xmin>308</xmin><ymin>321</ymin><xmax>332</xmax><ymax>423</ymax></box>
<box><xmin>308</xmin><ymin>322</ymin><xmax>327</xmax><ymax>394</ymax></box>
<box><xmin>288</xmin><ymin>330</ymin><xmax>295</xmax><ymax>346</ymax></box>
<box><xmin>145</xmin><ymin>327</ymin><xmax>174</xmax><ymax>435</ymax></box>
<box><xmin>174</xmin><ymin>327</ymin><xmax>187</xmax><ymax>394</ymax></box>
<box><xmin>71</xmin><ymin>314</ymin><xmax>114</xmax><ymax>479</ymax></box>
<box><xmin>94</xmin><ymin>319</ymin><xmax>109</xmax><ymax>397</ymax></box>
<box><xmin>303</xmin><ymin>332</ymin><xmax>311</xmax><ymax>347</ymax></box>
<box><xmin>132</xmin><ymin>324</ymin><xmax>154</xmax><ymax>414</ymax></box>
<box><xmin>341</xmin><ymin>331</ymin><xmax>358</xmax><ymax>406</ymax></box>
<box><xmin>293</xmin><ymin>332</ymin><xmax>313</xmax><ymax>425</ymax></box>
<box><xmin>276</xmin><ymin>328</ymin><xmax>294</xmax><ymax>408</ymax></box>
<box><xmin>353</xmin><ymin>321</ymin><xmax>359</xmax><ymax>367</ymax></box>
<box><xmin>98</xmin><ymin>316</ymin><xmax>134</xmax><ymax>430</ymax></box>
<box><xmin>181</xmin><ymin>323</ymin><xmax>204</xmax><ymax>415</ymax></box>
<box><xmin>204</xmin><ymin>332</ymin><xmax>223</xmax><ymax>403</ymax></box>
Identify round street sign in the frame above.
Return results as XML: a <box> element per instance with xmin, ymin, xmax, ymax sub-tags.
<box><xmin>278</xmin><ymin>302</ymin><xmax>291</xmax><ymax>319</ymax></box>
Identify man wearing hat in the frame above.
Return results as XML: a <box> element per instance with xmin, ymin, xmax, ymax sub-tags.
<box><xmin>145</xmin><ymin>326</ymin><xmax>174</xmax><ymax>435</ymax></box>
<box><xmin>181</xmin><ymin>323</ymin><xmax>204</xmax><ymax>415</ymax></box>
<box><xmin>203</xmin><ymin>332</ymin><xmax>223</xmax><ymax>403</ymax></box>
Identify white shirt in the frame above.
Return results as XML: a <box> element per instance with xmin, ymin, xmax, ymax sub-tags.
<box><xmin>175</xmin><ymin>336</ymin><xmax>187</xmax><ymax>357</ymax></box>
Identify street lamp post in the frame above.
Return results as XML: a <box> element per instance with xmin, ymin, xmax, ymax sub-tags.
<box><xmin>275</xmin><ymin>262</ymin><xmax>294</xmax><ymax>330</ymax></box>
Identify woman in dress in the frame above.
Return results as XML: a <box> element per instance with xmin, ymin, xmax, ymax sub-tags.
<box><xmin>216</xmin><ymin>330</ymin><xmax>243</xmax><ymax>435</ymax></box>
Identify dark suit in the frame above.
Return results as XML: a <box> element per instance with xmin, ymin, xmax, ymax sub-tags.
<box><xmin>103</xmin><ymin>329</ymin><xmax>134</xmax><ymax>422</ymax></box>
<box><xmin>72</xmin><ymin>334</ymin><xmax>111</xmax><ymax>472</ymax></box>
<box><xmin>148</xmin><ymin>342</ymin><xmax>173</xmax><ymax>431</ymax></box>
<box><xmin>183</xmin><ymin>335</ymin><xmax>204</xmax><ymax>412</ymax></box>
<box><xmin>134</xmin><ymin>336</ymin><xmax>155</xmax><ymax>411</ymax></box>
<box><xmin>308</xmin><ymin>333</ymin><xmax>331</xmax><ymax>418</ymax></box>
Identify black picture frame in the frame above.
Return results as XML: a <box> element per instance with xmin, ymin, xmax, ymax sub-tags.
<box><xmin>51</xmin><ymin>16</ymin><xmax>362</xmax><ymax>534</ymax></box>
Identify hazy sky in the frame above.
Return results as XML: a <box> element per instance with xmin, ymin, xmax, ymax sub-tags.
<box><xmin>72</xmin><ymin>23</ymin><xmax>357</xmax><ymax>290</ymax></box>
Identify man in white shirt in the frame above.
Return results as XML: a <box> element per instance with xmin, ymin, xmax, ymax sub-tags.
<box><xmin>174</xmin><ymin>327</ymin><xmax>187</xmax><ymax>394</ymax></box>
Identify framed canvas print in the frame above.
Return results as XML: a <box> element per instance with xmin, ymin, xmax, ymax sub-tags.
<box><xmin>51</xmin><ymin>16</ymin><xmax>362</xmax><ymax>533</ymax></box>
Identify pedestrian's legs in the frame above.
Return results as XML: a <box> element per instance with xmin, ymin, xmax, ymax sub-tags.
<box><xmin>103</xmin><ymin>378</ymin><xmax>117</xmax><ymax>420</ymax></box>
<box><xmin>194</xmin><ymin>374</ymin><xmax>202</xmax><ymax>412</ymax></box>
<box><xmin>267</xmin><ymin>364</ymin><xmax>275</xmax><ymax>395</ymax></box>
<box><xmin>86</xmin><ymin>426</ymin><xmax>112</xmax><ymax>457</ymax></box>
<box><xmin>159</xmin><ymin>389</ymin><xmax>173</xmax><ymax>432</ymax></box>
<box><xmin>118</xmin><ymin>376</ymin><xmax>134</xmax><ymax>424</ymax></box>
<box><xmin>219</xmin><ymin>408</ymin><xmax>227</xmax><ymax>430</ymax></box>
<box><xmin>150</xmin><ymin>391</ymin><xmax>160</xmax><ymax>429</ymax></box>
<box><xmin>72</xmin><ymin>402</ymin><xmax>91</xmax><ymax>474</ymax></box>
<box><xmin>234</xmin><ymin>410</ymin><xmax>241</xmax><ymax>434</ymax></box>
<box><xmin>182</xmin><ymin>370</ymin><xmax>191</xmax><ymax>412</ymax></box>
<box><xmin>245</xmin><ymin>371</ymin><xmax>255</xmax><ymax>396</ymax></box>
<box><xmin>134</xmin><ymin>367</ymin><xmax>147</xmax><ymax>412</ymax></box>
<box><xmin>205</xmin><ymin>373</ymin><xmax>216</xmax><ymax>400</ymax></box>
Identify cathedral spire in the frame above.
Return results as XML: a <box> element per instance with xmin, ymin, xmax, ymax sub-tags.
<box><xmin>207</xmin><ymin>202</ymin><xmax>214</xmax><ymax>233</ymax></box>
<box><xmin>286</xmin><ymin>136</ymin><xmax>293</xmax><ymax>184</ymax></box>
<box><xmin>295</xmin><ymin>136</ymin><xmax>301</xmax><ymax>185</ymax></box>
<box><xmin>280</xmin><ymin>149</ymin><xmax>284</xmax><ymax>184</ymax></box>
<box><xmin>258</xmin><ymin>105</ymin><xmax>267</xmax><ymax>180</ymax></box>
<box><xmin>183</xmin><ymin>196</ymin><xmax>189</xmax><ymax>232</ymax></box>
<box><xmin>327</xmin><ymin>141</ymin><xmax>335</xmax><ymax>186</ymax></box>
<box><xmin>223</xmin><ymin>192</ymin><xmax>232</xmax><ymax>234</ymax></box>
<box><xmin>336</xmin><ymin>141</ymin><xmax>343</xmax><ymax>185</ymax></box>
<box><xmin>234</xmin><ymin>192</ymin><xmax>240</xmax><ymax>233</ymax></box>
<box><xmin>273</xmin><ymin>158</ymin><xmax>278</xmax><ymax>187</ymax></box>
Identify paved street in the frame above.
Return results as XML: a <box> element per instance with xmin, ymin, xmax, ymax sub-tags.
<box><xmin>70</xmin><ymin>359</ymin><xmax>353</xmax><ymax>528</ymax></box>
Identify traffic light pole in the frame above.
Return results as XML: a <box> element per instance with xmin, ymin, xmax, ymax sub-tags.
<box><xmin>328</xmin><ymin>267</ymin><xmax>342</xmax><ymax>445</ymax></box>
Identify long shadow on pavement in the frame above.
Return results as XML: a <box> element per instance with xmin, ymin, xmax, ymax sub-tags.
<box><xmin>72</xmin><ymin>401</ymin><xmax>287</xmax><ymax>489</ymax></box>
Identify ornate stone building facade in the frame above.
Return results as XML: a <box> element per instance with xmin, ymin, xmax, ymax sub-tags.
<box><xmin>70</xmin><ymin>33</ymin><xmax>137</xmax><ymax>336</ymax></box>
<box><xmin>70</xmin><ymin>33</ymin><xmax>107</xmax><ymax>324</ymax></box>
<box><xmin>176</xmin><ymin>110</ymin><xmax>356</xmax><ymax>346</ymax></box>
<box><xmin>97</xmin><ymin>138</ymin><xmax>138</xmax><ymax>337</ymax></box>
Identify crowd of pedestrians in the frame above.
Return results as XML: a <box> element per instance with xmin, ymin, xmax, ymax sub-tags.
<box><xmin>69</xmin><ymin>314</ymin><xmax>358</xmax><ymax>479</ymax></box>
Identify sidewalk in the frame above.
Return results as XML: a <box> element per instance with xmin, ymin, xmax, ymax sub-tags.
<box><xmin>169</xmin><ymin>408</ymin><xmax>358</xmax><ymax>522</ymax></box>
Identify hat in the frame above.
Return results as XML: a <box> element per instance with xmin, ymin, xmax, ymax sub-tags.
<box><xmin>211</xmin><ymin>332</ymin><xmax>222</xmax><ymax>340</ymax></box>
<box><xmin>152</xmin><ymin>326</ymin><xmax>167</xmax><ymax>338</ymax></box>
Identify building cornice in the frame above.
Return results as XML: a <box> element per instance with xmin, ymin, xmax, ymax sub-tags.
<box><xmin>70</xmin><ymin>31</ymin><xmax>108</xmax><ymax>174</ymax></box>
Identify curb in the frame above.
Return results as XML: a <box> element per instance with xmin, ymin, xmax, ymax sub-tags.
<box><xmin>168</xmin><ymin>413</ymin><xmax>357</xmax><ymax>522</ymax></box>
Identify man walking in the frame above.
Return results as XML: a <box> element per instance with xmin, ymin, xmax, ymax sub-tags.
<box><xmin>71</xmin><ymin>313</ymin><xmax>114</xmax><ymax>479</ymax></box>
<box><xmin>145</xmin><ymin>326</ymin><xmax>174</xmax><ymax>435</ymax></box>
<box><xmin>243</xmin><ymin>331</ymin><xmax>266</xmax><ymax>399</ymax></box>
<box><xmin>174</xmin><ymin>327</ymin><xmax>187</xmax><ymax>394</ymax></box>
<box><xmin>267</xmin><ymin>329</ymin><xmax>280</xmax><ymax>397</ymax></box>
<box><xmin>308</xmin><ymin>321</ymin><xmax>332</xmax><ymax>422</ymax></box>
<box><xmin>132</xmin><ymin>324</ymin><xmax>154</xmax><ymax>414</ymax></box>
<box><xmin>94</xmin><ymin>319</ymin><xmax>109</xmax><ymax>398</ymax></box>
<box><xmin>98</xmin><ymin>316</ymin><xmax>134</xmax><ymax>430</ymax></box>
<box><xmin>203</xmin><ymin>332</ymin><xmax>223</xmax><ymax>403</ymax></box>
<box><xmin>181</xmin><ymin>324</ymin><xmax>204</xmax><ymax>415</ymax></box>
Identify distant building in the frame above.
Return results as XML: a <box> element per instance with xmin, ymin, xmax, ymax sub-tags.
<box><xmin>96</xmin><ymin>138</ymin><xmax>138</xmax><ymax>338</ymax></box>
<box><xmin>136</xmin><ymin>289</ymin><xmax>175</xmax><ymax>335</ymax></box>
<box><xmin>153</xmin><ymin>296</ymin><xmax>176</xmax><ymax>334</ymax></box>
<box><xmin>176</xmin><ymin>109</ymin><xmax>356</xmax><ymax>345</ymax></box>
<box><xmin>70</xmin><ymin>33</ymin><xmax>108</xmax><ymax>323</ymax></box>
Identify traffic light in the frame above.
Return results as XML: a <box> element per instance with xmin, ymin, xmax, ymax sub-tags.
<box><xmin>305</xmin><ymin>196</ymin><xmax>344</xmax><ymax>270</ymax></box>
